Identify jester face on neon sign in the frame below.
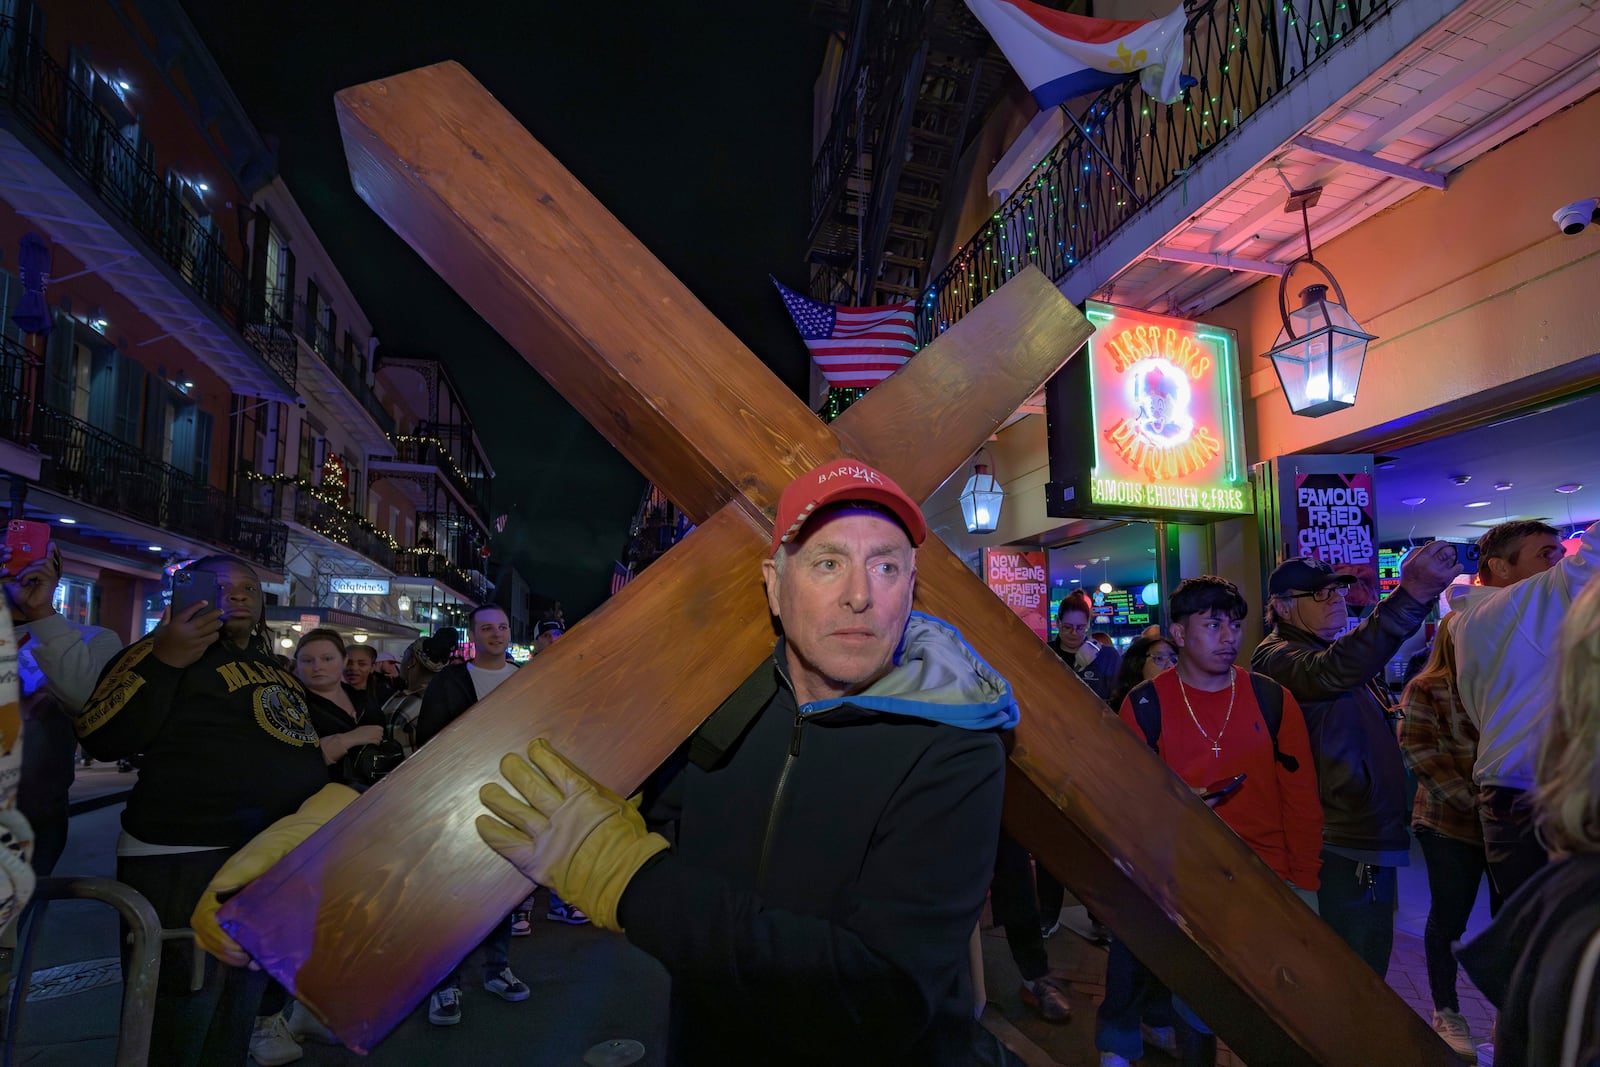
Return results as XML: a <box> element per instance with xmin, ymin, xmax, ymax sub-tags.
<box><xmin>1128</xmin><ymin>359</ymin><xmax>1194</xmax><ymax>446</ymax></box>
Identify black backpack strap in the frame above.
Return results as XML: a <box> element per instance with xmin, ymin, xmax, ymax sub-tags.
<box><xmin>688</xmin><ymin>661</ymin><xmax>779</xmax><ymax>771</ymax></box>
<box><xmin>1127</xmin><ymin>680</ymin><xmax>1161</xmax><ymax>752</ymax></box>
<box><xmin>1247</xmin><ymin>673</ymin><xmax>1299</xmax><ymax>773</ymax></box>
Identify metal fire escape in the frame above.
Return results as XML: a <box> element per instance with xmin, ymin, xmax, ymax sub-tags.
<box><xmin>805</xmin><ymin>0</ymin><xmax>1019</xmax><ymax>309</ymax></box>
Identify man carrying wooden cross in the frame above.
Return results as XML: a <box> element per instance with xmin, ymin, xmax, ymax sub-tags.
<box><xmin>193</xmin><ymin>457</ymin><xmax>1022</xmax><ymax>1065</ymax></box>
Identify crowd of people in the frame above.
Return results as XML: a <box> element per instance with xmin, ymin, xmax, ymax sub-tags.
<box><xmin>0</xmin><ymin>457</ymin><xmax>1595</xmax><ymax>1067</ymax></box>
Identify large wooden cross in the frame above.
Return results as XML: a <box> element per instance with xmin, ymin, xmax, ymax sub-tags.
<box><xmin>220</xmin><ymin>63</ymin><xmax>1451</xmax><ymax>1065</ymax></box>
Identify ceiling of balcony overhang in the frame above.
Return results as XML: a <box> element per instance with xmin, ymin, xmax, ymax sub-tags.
<box><xmin>1099</xmin><ymin>0</ymin><xmax>1600</xmax><ymax>317</ymax></box>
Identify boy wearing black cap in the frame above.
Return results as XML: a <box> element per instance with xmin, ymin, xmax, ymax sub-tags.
<box><xmin>1252</xmin><ymin>543</ymin><xmax>1459</xmax><ymax>975</ymax></box>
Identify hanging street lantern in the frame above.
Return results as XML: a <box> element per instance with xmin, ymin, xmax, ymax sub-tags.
<box><xmin>960</xmin><ymin>463</ymin><xmax>1004</xmax><ymax>534</ymax></box>
<box><xmin>1263</xmin><ymin>188</ymin><xmax>1376</xmax><ymax>418</ymax></box>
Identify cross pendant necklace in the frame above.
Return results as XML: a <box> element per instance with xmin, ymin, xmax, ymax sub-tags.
<box><xmin>1177</xmin><ymin>668</ymin><xmax>1236</xmax><ymax>759</ymax></box>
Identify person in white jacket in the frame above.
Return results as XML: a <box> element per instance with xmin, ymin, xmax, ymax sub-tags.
<box><xmin>7</xmin><ymin>544</ymin><xmax>120</xmax><ymax>875</ymax></box>
<box><xmin>1456</xmin><ymin>519</ymin><xmax>1600</xmax><ymax>901</ymax></box>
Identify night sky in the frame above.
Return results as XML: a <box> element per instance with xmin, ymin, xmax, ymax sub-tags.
<box><xmin>180</xmin><ymin>1</ymin><xmax>830</xmax><ymax>620</ymax></box>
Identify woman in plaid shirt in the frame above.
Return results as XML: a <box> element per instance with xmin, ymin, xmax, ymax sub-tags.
<box><xmin>1398</xmin><ymin>611</ymin><xmax>1500</xmax><ymax>1061</ymax></box>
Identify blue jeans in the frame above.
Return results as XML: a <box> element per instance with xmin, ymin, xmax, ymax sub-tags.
<box><xmin>1317</xmin><ymin>849</ymin><xmax>1397</xmax><ymax>976</ymax></box>
<box><xmin>437</xmin><ymin>915</ymin><xmax>513</xmax><ymax>992</ymax></box>
<box><xmin>1096</xmin><ymin>939</ymin><xmax>1209</xmax><ymax>1063</ymax></box>
<box><xmin>17</xmin><ymin>707</ymin><xmax>78</xmax><ymax>876</ymax></box>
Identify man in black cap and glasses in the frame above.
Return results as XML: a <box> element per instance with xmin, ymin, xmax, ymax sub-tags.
<box><xmin>1252</xmin><ymin>542</ymin><xmax>1460</xmax><ymax>976</ymax></box>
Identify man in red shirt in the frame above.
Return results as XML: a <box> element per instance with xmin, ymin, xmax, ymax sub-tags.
<box><xmin>1096</xmin><ymin>576</ymin><xmax>1321</xmax><ymax>1067</ymax></box>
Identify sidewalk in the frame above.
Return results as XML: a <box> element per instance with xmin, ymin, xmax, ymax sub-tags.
<box><xmin>12</xmin><ymin>799</ymin><xmax>1498</xmax><ymax>1065</ymax></box>
<box><xmin>66</xmin><ymin>762</ymin><xmax>136</xmax><ymax>816</ymax></box>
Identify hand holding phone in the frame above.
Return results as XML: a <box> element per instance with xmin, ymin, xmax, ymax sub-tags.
<box><xmin>1200</xmin><ymin>773</ymin><xmax>1246</xmax><ymax>802</ymax></box>
<box><xmin>1</xmin><ymin>520</ymin><xmax>51</xmax><ymax>580</ymax></box>
<box><xmin>156</xmin><ymin>571</ymin><xmax>223</xmax><ymax>669</ymax></box>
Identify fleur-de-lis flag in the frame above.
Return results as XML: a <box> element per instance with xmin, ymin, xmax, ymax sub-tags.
<box><xmin>964</xmin><ymin>0</ymin><xmax>1190</xmax><ymax>107</ymax></box>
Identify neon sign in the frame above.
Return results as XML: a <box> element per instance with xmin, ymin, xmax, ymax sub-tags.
<box><xmin>1082</xmin><ymin>303</ymin><xmax>1251</xmax><ymax>517</ymax></box>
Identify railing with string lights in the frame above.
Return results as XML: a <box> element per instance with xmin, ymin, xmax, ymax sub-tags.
<box><xmin>919</xmin><ymin>0</ymin><xmax>1390</xmax><ymax>344</ymax></box>
<box><xmin>383</xmin><ymin>425</ymin><xmax>492</xmax><ymax>517</ymax></box>
<box><xmin>0</xmin><ymin>18</ymin><xmax>297</xmax><ymax>387</ymax></box>
<box><xmin>391</xmin><ymin>548</ymin><xmax>490</xmax><ymax>603</ymax></box>
<box><xmin>0</xmin><ymin>339</ymin><xmax>287</xmax><ymax>568</ymax></box>
<box><xmin>241</xmin><ymin>470</ymin><xmax>399</xmax><ymax>572</ymax></box>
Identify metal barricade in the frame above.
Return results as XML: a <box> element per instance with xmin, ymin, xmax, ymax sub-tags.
<box><xmin>1</xmin><ymin>877</ymin><xmax>162</xmax><ymax>1067</ymax></box>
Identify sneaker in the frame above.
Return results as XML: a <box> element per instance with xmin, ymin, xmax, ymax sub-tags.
<box><xmin>1475</xmin><ymin>1043</ymin><xmax>1494</xmax><ymax>1067</ymax></box>
<box><xmin>1142</xmin><ymin>1023</ymin><xmax>1179</xmax><ymax>1056</ymax></box>
<box><xmin>1099</xmin><ymin>1055</ymin><xmax>1133</xmax><ymax>1067</ymax></box>
<box><xmin>1432</xmin><ymin>1008</ymin><xmax>1477</xmax><ymax>1062</ymax></box>
<box><xmin>1040</xmin><ymin>919</ymin><xmax>1062</xmax><ymax>939</ymax></box>
<box><xmin>1020</xmin><ymin>975</ymin><xmax>1073</xmax><ymax>1023</ymax></box>
<box><xmin>547</xmin><ymin>894</ymin><xmax>591</xmax><ymax>925</ymax></box>
<box><xmin>249</xmin><ymin>1013</ymin><xmax>304</xmax><ymax>1065</ymax></box>
<box><xmin>511</xmin><ymin>909</ymin><xmax>532</xmax><ymax>936</ymax></box>
<box><xmin>428</xmin><ymin>986</ymin><xmax>462</xmax><ymax>1026</ymax></box>
<box><xmin>483</xmin><ymin>967</ymin><xmax>530</xmax><ymax>1002</ymax></box>
<box><xmin>284</xmin><ymin>1000</ymin><xmax>338</xmax><ymax>1045</ymax></box>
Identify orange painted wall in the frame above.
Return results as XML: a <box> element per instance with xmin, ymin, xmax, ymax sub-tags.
<box><xmin>1203</xmin><ymin>91</ymin><xmax>1600</xmax><ymax>461</ymax></box>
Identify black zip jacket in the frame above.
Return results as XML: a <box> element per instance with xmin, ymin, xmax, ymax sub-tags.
<box><xmin>1251</xmin><ymin>587</ymin><xmax>1429</xmax><ymax>852</ymax></box>
<box><xmin>415</xmin><ymin>661</ymin><xmax>516</xmax><ymax>748</ymax></box>
<box><xmin>619</xmin><ymin>648</ymin><xmax>1009</xmax><ymax>1066</ymax></box>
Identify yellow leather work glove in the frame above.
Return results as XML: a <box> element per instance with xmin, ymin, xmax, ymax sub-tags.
<box><xmin>477</xmin><ymin>739</ymin><xmax>667</xmax><ymax>933</ymax></box>
<box><xmin>191</xmin><ymin>784</ymin><xmax>359</xmax><ymax>966</ymax></box>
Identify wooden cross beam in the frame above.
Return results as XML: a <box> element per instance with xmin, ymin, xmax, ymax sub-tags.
<box><xmin>221</xmin><ymin>62</ymin><xmax>1451</xmax><ymax>1066</ymax></box>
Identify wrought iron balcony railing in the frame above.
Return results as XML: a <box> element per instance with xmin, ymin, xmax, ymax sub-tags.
<box><xmin>265</xmin><ymin>290</ymin><xmax>396</xmax><ymax>435</ymax></box>
<box><xmin>381</xmin><ymin>423</ymin><xmax>491</xmax><ymax>516</ymax></box>
<box><xmin>392</xmin><ymin>549</ymin><xmax>488</xmax><ymax>603</ymax></box>
<box><xmin>0</xmin><ymin>17</ymin><xmax>296</xmax><ymax>387</ymax></box>
<box><xmin>237</xmin><ymin>469</ymin><xmax>399</xmax><ymax>571</ymax></box>
<box><xmin>290</xmin><ymin>487</ymin><xmax>397</xmax><ymax>572</ymax></box>
<box><xmin>921</xmin><ymin>0</ymin><xmax>1390</xmax><ymax>342</ymax></box>
<box><xmin>0</xmin><ymin>341</ymin><xmax>287</xmax><ymax>569</ymax></box>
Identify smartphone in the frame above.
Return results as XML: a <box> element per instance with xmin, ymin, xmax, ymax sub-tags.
<box><xmin>1200</xmin><ymin>773</ymin><xmax>1246</xmax><ymax>801</ymax></box>
<box><xmin>1</xmin><ymin>519</ymin><xmax>50</xmax><ymax>578</ymax></box>
<box><xmin>170</xmin><ymin>570</ymin><xmax>218</xmax><ymax>618</ymax></box>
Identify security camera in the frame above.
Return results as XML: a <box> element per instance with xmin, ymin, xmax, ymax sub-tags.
<box><xmin>1553</xmin><ymin>198</ymin><xmax>1598</xmax><ymax>235</ymax></box>
<box><xmin>295</xmin><ymin>396</ymin><xmax>307</xmax><ymax>409</ymax></box>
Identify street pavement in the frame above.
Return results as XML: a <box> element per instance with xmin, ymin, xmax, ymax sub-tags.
<box><xmin>9</xmin><ymin>770</ymin><xmax>1496</xmax><ymax>1066</ymax></box>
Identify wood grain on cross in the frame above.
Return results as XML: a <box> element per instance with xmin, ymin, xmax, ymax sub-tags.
<box><xmin>220</xmin><ymin>62</ymin><xmax>1451</xmax><ymax>1065</ymax></box>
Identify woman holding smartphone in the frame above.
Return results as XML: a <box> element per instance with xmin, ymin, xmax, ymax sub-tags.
<box><xmin>78</xmin><ymin>556</ymin><xmax>328</xmax><ymax>1067</ymax></box>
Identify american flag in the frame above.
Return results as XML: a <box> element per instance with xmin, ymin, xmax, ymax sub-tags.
<box><xmin>772</xmin><ymin>279</ymin><xmax>916</xmax><ymax>389</ymax></box>
<box><xmin>494</xmin><ymin>514</ymin><xmax>508</xmax><ymax>533</ymax></box>
<box><xmin>609</xmin><ymin>561</ymin><xmax>634</xmax><ymax>597</ymax></box>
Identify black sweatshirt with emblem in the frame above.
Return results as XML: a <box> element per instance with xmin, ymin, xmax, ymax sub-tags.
<box><xmin>78</xmin><ymin>636</ymin><xmax>329</xmax><ymax>848</ymax></box>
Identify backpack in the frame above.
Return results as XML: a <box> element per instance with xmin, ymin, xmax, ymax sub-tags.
<box><xmin>1128</xmin><ymin>673</ymin><xmax>1299</xmax><ymax>772</ymax></box>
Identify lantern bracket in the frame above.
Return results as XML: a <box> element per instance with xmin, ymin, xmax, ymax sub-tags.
<box><xmin>1275</xmin><ymin>193</ymin><xmax>1352</xmax><ymax>342</ymax></box>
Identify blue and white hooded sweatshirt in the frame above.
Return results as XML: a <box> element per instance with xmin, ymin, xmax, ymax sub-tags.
<box><xmin>622</xmin><ymin>612</ymin><xmax>1017</xmax><ymax>1067</ymax></box>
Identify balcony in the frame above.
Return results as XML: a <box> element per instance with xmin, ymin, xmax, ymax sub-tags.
<box><xmin>0</xmin><ymin>340</ymin><xmax>287</xmax><ymax>569</ymax></box>
<box><xmin>243</xmin><ymin>471</ymin><xmax>397</xmax><ymax>572</ymax></box>
<box><xmin>370</xmin><ymin>422</ymin><xmax>491</xmax><ymax>520</ymax></box>
<box><xmin>267</xmin><ymin>290</ymin><xmax>394</xmax><ymax>452</ymax></box>
<box><xmin>0</xmin><ymin>17</ymin><xmax>295</xmax><ymax>398</ymax></box>
<box><xmin>392</xmin><ymin>548</ymin><xmax>489</xmax><ymax>603</ymax></box>
<box><xmin>924</xmin><ymin>0</ymin><xmax>1396</xmax><ymax>338</ymax></box>
<box><xmin>928</xmin><ymin>0</ymin><xmax>1600</xmax><ymax>338</ymax></box>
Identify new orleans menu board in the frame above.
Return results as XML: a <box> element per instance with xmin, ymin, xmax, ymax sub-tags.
<box><xmin>983</xmin><ymin>548</ymin><xmax>1049</xmax><ymax>641</ymax></box>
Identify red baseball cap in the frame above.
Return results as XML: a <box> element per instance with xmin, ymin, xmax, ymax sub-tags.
<box><xmin>771</xmin><ymin>459</ymin><xmax>927</xmax><ymax>555</ymax></box>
